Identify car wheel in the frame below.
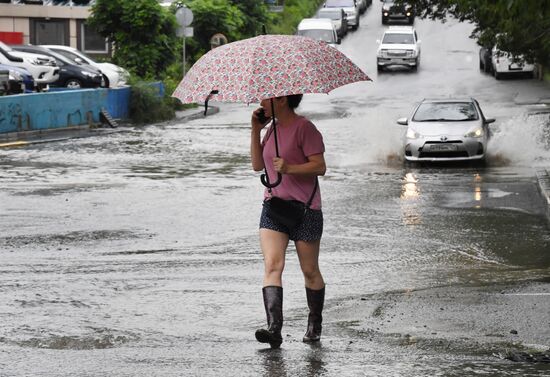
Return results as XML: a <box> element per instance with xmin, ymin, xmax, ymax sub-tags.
<box><xmin>377</xmin><ymin>64</ymin><xmax>383</xmax><ymax>73</ymax></box>
<box><xmin>479</xmin><ymin>59</ymin><xmax>484</xmax><ymax>70</ymax></box>
<box><xmin>493</xmin><ymin>69</ymin><xmax>502</xmax><ymax>80</ymax></box>
<box><xmin>65</xmin><ymin>79</ymin><xmax>82</xmax><ymax>89</ymax></box>
<box><xmin>382</xmin><ymin>16</ymin><xmax>387</xmax><ymax>24</ymax></box>
<box><xmin>102</xmin><ymin>74</ymin><xmax>110</xmax><ymax>88</ymax></box>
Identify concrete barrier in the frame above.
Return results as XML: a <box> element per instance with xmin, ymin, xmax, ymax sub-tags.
<box><xmin>0</xmin><ymin>86</ymin><xmax>132</xmax><ymax>134</ymax></box>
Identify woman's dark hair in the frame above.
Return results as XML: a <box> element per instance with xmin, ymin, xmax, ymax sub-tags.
<box><xmin>287</xmin><ymin>94</ymin><xmax>303</xmax><ymax>109</ymax></box>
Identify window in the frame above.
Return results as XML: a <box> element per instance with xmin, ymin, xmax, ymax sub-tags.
<box><xmin>81</xmin><ymin>23</ymin><xmax>108</xmax><ymax>54</ymax></box>
<box><xmin>31</xmin><ymin>19</ymin><xmax>68</xmax><ymax>45</ymax></box>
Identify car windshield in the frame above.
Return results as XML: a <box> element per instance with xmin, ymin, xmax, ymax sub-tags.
<box><xmin>382</xmin><ymin>33</ymin><xmax>414</xmax><ymax>44</ymax></box>
<box><xmin>51</xmin><ymin>49</ymin><xmax>92</xmax><ymax>65</ymax></box>
<box><xmin>318</xmin><ymin>10</ymin><xmax>341</xmax><ymax>20</ymax></box>
<box><xmin>325</xmin><ymin>0</ymin><xmax>354</xmax><ymax>7</ymax></box>
<box><xmin>296</xmin><ymin>29</ymin><xmax>336</xmax><ymax>43</ymax></box>
<box><xmin>412</xmin><ymin>102</ymin><xmax>479</xmax><ymax>122</ymax></box>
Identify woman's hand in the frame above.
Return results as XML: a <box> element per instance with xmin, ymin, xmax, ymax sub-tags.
<box><xmin>252</xmin><ymin>107</ymin><xmax>269</xmax><ymax>132</ymax></box>
<box><xmin>272</xmin><ymin>157</ymin><xmax>287</xmax><ymax>174</ymax></box>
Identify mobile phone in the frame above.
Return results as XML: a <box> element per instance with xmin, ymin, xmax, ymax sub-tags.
<box><xmin>257</xmin><ymin>108</ymin><xmax>269</xmax><ymax>124</ymax></box>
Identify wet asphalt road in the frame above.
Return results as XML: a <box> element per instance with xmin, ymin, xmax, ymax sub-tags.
<box><xmin>1</xmin><ymin>2</ymin><xmax>550</xmax><ymax>376</ymax></box>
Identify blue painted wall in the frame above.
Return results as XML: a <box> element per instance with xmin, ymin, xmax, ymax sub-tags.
<box><xmin>0</xmin><ymin>82</ymin><xmax>165</xmax><ymax>134</ymax></box>
<box><xmin>0</xmin><ymin>86</ymin><xmax>132</xmax><ymax>134</ymax></box>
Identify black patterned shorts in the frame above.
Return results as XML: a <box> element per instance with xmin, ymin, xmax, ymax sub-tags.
<box><xmin>259</xmin><ymin>200</ymin><xmax>323</xmax><ymax>242</ymax></box>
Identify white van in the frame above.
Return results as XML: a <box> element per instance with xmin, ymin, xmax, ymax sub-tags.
<box><xmin>491</xmin><ymin>46</ymin><xmax>534</xmax><ymax>79</ymax></box>
<box><xmin>296</xmin><ymin>18</ymin><xmax>340</xmax><ymax>46</ymax></box>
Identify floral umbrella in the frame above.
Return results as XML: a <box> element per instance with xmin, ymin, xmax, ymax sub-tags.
<box><xmin>172</xmin><ymin>34</ymin><xmax>370</xmax><ymax>104</ymax></box>
<box><xmin>172</xmin><ymin>34</ymin><xmax>371</xmax><ymax>187</ymax></box>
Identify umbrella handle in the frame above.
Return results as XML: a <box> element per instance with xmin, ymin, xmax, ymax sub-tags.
<box><xmin>261</xmin><ymin>172</ymin><xmax>282</xmax><ymax>188</ymax></box>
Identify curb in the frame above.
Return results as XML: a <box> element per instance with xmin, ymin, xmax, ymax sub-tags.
<box><xmin>175</xmin><ymin>105</ymin><xmax>220</xmax><ymax>122</ymax></box>
<box><xmin>535</xmin><ymin>169</ymin><xmax>550</xmax><ymax>222</ymax></box>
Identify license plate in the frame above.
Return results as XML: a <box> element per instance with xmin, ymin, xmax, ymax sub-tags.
<box><xmin>429</xmin><ymin>144</ymin><xmax>457</xmax><ymax>151</ymax></box>
<box><xmin>508</xmin><ymin>64</ymin><xmax>523</xmax><ymax>71</ymax></box>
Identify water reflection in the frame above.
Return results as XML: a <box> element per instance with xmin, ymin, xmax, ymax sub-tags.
<box><xmin>400</xmin><ymin>172</ymin><xmax>422</xmax><ymax>225</ymax></box>
<box><xmin>473</xmin><ymin>173</ymin><xmax>482</xmax><ymax>208</ymax></box>
<box><xmin>259</xmin><ymin>349</ymin><xmax>288</xmax><ymax>377</ymax></box>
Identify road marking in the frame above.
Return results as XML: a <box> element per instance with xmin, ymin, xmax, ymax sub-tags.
<box><xmin>0</xmin><ymin>141</ymin><xmax>29</xmax><ymax>148</ymax></box>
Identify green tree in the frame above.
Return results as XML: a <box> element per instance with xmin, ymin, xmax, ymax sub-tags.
<box><xmin>229</xmin><ymin>0</ymin><xmax>271</xmax><ymax>37</ymax></box>
<box><xmin>407</xmin><ymin>0</ymin><xmax>550</xmax><ymax>65</ymax></box>
<box><xmin>88</xmin><ymin>0</ymin><xmax>179</xmax><ymax>78</ymax></box>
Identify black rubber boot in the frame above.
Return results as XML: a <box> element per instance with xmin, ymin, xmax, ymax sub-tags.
<box><xmin>303</xmin><ymin>286</ymin><xmax>325</xmax><ymax>343</ymax></box>
<box><xmin>255</xmin><ymin>286</ymin><xmax>283</xmax><ymax>349</ymax></box>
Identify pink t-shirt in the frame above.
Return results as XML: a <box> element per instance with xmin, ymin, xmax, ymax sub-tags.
<box><xmin>261</xmin><ymin>116</ymin><xmax>325</xmax><ymax>210</ymax></box>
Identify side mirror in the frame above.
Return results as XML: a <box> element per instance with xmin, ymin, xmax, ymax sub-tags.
<box><xmin>397</xmin><ymin>117</ymin><xmax>408</xmax><ymax>125</ymax></box>
<box><xmin>337</xmin><ymin>38</ymin><xmax>341</xmax><ymax>44</ymax></box>
<box><xmin>485</xmin><ymin>118</ymin><xmax>495</xmax><ymax>124</ymax></box>
<box><xmin>417</xmin><ymin>40</ymin><xmax>422</xmax><ymax>45</ymax></box>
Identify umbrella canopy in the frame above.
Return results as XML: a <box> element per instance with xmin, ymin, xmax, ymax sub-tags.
<box><xmin>172</xmin><ymin>34</ymin><xmax>370</xmax><ymax>104</ymax></box>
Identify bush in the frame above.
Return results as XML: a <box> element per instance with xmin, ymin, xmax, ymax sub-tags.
<box><xmin>129</xmin><ymin>82</ymin><xmax>175</xmax><ymax>124</ymax></box>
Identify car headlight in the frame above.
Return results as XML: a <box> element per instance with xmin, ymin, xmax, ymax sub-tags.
<box><xmin>81</xmin><ymin>70</ymin><xmax>96</xmax><ymax>77</ymax></box>
<box><xmin>406</xmin><ymin>50</ymin><xmax>416</xmax><ymax>57</ymax></box>
<box><xmin>8</xmin><ymin>70</ymin><xmax>22</xmax><ymax>81</ymax></box>
<box><xmin>406</xmin><ymin>128</ymin><xmax>420</xmax><ymax>139</ymax></box>
<box><xmin>465</xmin><ymin>128</ymin><xmax>484</xmax><ymax>138</ymax></box>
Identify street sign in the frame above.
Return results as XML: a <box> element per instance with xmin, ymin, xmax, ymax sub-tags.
<box><xmin>175</xmin><ymin>6</ymin><xmax>194</xmax><ymax>27</ymax></box>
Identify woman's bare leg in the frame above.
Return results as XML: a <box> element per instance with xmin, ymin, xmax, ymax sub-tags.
<box><xmin>260</xmin><ymin>228</ymin><xmax>289</xmax><ymax>286</ymax></box>
<box><xmin>295</xmin><ymin>239</ymin><xmax>324</xmax><ymax>289</ymax></box>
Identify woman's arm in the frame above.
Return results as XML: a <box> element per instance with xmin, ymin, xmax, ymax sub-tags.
<box><xmin>273</xmin><ymin>153</ymin><xmax>326</xmax><ymax>177</ymax></box>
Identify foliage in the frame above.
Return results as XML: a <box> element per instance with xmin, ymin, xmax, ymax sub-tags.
<box><xmin>129</xmin><ymin>81</ymin><xmax>175</xmax><ymax>124</ymax></box>
<box><xmin>88</xmin><ymin>0</ymin><xmax>179</xmax><ymax>78</ymax></box>
<box><xmin>267</xmin><ymin>0</ymin><xmax>326</xmax><ymax>35</ymax></box>
<box><xmin>406</xmin><ymin>0</ymin><xmax>550</xmax><ymax>65</ymax></box>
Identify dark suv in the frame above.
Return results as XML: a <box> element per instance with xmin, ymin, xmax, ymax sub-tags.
<box><xmin>381</xmin><ymin>0</ymin><xmax>415</xmax><ymax>25</ymax></box>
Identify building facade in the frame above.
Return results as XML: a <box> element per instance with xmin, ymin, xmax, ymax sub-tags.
<box><xmin>0</xmin><ymin>1</ymin><xmax>109</xmax><ymax>56</ymax></box>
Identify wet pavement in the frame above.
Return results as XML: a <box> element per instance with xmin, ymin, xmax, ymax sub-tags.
<box><xmin>1</xmin><ymin>2</ymin><xmax>550</xmax><ymax>376</ymax></box>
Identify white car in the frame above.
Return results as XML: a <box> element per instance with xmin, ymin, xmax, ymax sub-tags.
<box><xmin>0</xmin><ymin>41</ymin><xmax>59</xmax><ymax>90</ymax></box>
<box><xmin>316</xmin><ymin>7</ymin><xmax>348</xmax><ymax>38</ymax></box>
<box><xmin>296</xmin><ymin>18</ymin><xmax>340</xmax><ymax>46</ymax></box>
<box><xmin>324</xmin><ymin>0</ymin><xmax>360</xmax><ymax>30</ymax></box>
<box><xmin>41</xmin><ymin>45</ymin><xmax>129</xmax><ymax>88</ymax></box>
<box><xmin>376</xmin><ymin>26</ymin><xmax>421</xmax><ymax>72</ymax></box>
<box><xmin>491</xmin><ymin>46</ymin><xmax>534</xmax><ymax>80</ymax></box>
<box><xmin>397</xmin><ymin>98</ymin><xmax>495</xmax><ymax>162</ymax></box>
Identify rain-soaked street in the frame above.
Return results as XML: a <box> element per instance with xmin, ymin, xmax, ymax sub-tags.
<box><xmin>1</xmin><ymin>3</ymin><xmax>550</xmax><ymax>376</ymax></box>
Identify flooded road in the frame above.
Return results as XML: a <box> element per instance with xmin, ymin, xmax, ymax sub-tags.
<box><xmin>1</xmin><ymin>3</ymin><xmax>550</xmax><ymax>376</ymax></box>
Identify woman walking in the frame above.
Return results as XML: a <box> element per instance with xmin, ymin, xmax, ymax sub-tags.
<box><xmin>250</xmin><ymin>94</ymin><xmax>326</xmax><ymax>349</ymax></box>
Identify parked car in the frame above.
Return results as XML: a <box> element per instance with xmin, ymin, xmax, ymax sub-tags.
<box><xmin>376</xmin><ymin>26</ymin><xmax>421</xmax><ymax>72</ymax></box>
<box><xmin>316</xmin><ymin>7</ymin><xmax>348</xmax><ymax>38</ymax></box>
<box><xmin>11</xmin><ymin>45</ymin><xmax>104</xmax><ymax>88</ymax></box>
<box><xmin>324</xmin><ymin>0</ymin><xmax>360</xmax><ymax>30</ymax></box>
<box><xmin>296</xmin><ymin>18</ymin><xmax>340</xmax><ymax>46</ymax></box>
<box><xmin>0</xmin><ymin>41</ymin><xmax>59</xmax><ymax>91</ymax></box>
<box><xmin>41</xmin><ymin>45</ymin><xmax>129</xmax><ymax>88</ymax></box>
<box><xmin>490</xmin><ymin>46</ymin><xmax>534</xmax><ymax>80</ymax></box>
<box><xmin>397</xmin><ymin>98</ymin><xmax>495</xmax><ymax>162</ymax></box>
<box><xmin>0</xmin><ymin>63</ymin><xmax>35</xmax><ymax>92</ymax></box>
<box><xmin>381</xmin><ymin>0</ymin><xmax>415</xmax><ymax>25</ymax></box>
<box><xmin>0</xmin><ymin>68</ymin><xmax>25</xmax><ymax>95</ymax></box>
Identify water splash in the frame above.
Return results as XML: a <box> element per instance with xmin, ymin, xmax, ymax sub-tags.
<box><xmin>488</xmin><ymin>110</ymin><xmax>550</xmax><ymax>167</ymax></box>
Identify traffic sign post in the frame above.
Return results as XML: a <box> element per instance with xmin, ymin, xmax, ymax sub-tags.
<box><xmin>175</xmin><ymin>6</ymin><xmax>194</xmax><ymax>78</ymax></box>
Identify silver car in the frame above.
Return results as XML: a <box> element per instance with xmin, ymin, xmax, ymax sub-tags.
<box><xmin>397</xmin><ymin>98</ymin><xmax>495</xmax><ymax>162</ymax></box>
